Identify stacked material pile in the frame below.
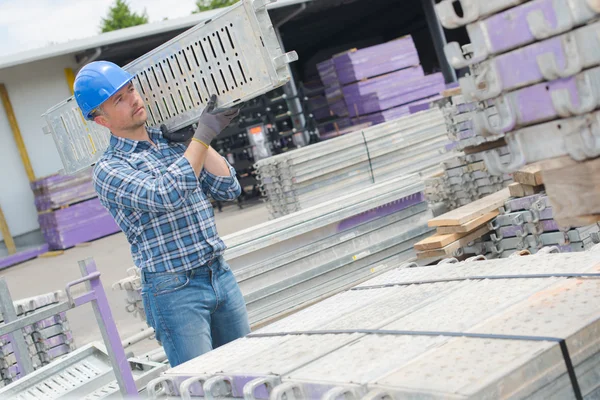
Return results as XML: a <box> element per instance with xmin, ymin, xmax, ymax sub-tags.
<box><xmin>416</xmin><ymin>165</ymin><xmax>600</xmax><ymax>260</ymax></box>
<box><xmin>32</xmin><ymin>169</ymin><xmax>119</xmax><ymax>250</ymax></box>
<box><xmin>436</xmin><ymin>0</ymin><xmax>600</xmax><ymax>226</ymax></box>
<box><xmin>112</xmin><ymin>268</ymin><xmax>145</xmax><ymax>323</ymax></box>
<box><xmin>149</xmin><ymin>250</ymin><xmax>600</xmax><ymax>399</ymax></box>
<box><xmin>0</xmin><ymin>292</ymin><xmax>74</xmax><ymax>386</ymax></box>
<box><xmin>424</xmin><ymin>93</ymin><xmax>513</xmax><ymax>214</ymax></box>
<box><xmin>255</xmin><ymin>109</ymin><xmax>454</xmax><ymax>219</ymax></box>
<box><xmin>416</xmin><ymin>188</ymin><xmax>509</xmax><ymax>260</ymax></box>
<box><xmin>115</xmin><ymin>175</ymin><xmax>434</xmax><ymax>328</ymax></box>
<box><xmin>314</xmin><ymin>36</ymin><xmax>445</xmax><ymax>135</ymax></box>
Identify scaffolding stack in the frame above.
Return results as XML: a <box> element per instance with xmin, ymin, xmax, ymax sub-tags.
<box><xmin>114</xmin><ymin>175</ymin><xmax>434</xmax><ymax>328</ymax></box>
<box><xmin>0</xmin><ymin>292</ymin><xmax>74</xmax><ymax>386</ymax></box>
<box><xmin>147</xmin><ymin>250</ymin><xmax>600</xmax><ymax>399</ymax></box>
<box><xmin>255</xmin><ymin>109</ymin><xmax>453</xmax><ymax>219</ymax></box>
<box><xmin>436</xmin><ymin>0</ymin><xmax>600</xmax><ymax>226</ymax></box>
<box><xmin>480</xmin><ymin>192</ymin><xmax>600</xmax><ymax>258</ymax></box>
<box><xmin>424</xmin><ymin>93</ymin><xmax>513</xmax><ymax>214</ymax></box>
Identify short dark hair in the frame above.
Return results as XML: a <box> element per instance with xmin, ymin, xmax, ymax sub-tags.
<box><xmin>90</xmin><ymin>105</ymin><xmax>105</xmax><ymax>119</ymax></box>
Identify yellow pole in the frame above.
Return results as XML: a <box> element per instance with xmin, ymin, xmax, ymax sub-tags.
<box><xmin>0</xmin><ymin>204</ymin><xmax>16</xmax><ymax>255</ymax></box>
<box><xmin>64</xmin><ymin>68</ymin><xmax>75</xmax><ymax>95</ymax></box>
<box><xmin>0</xmin><ymin>83</ymin><xmax>35</xmax><ymax>182</ymax></box>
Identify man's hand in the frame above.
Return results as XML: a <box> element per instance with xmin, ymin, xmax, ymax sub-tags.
<box><xmin>192</xmin><ymin>95</ymin><xmax>240</xmax><ymax>148</ymax></box>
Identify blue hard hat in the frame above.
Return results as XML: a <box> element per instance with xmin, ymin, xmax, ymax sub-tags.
<box><xmin>74</xmin><ymin>61</ymin><xmax>135</xmax><ymax>120</ymax></box>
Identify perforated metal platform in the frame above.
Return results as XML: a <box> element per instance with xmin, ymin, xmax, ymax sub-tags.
<box><xmin>0</xmin><ymin>342</ymin><xmax>166</xmax><ymax>399</ymax></box>
<box><xmin>43</xmin><ymin>0</ymin><xmax>297</xmax><ymax>174</ymax></box>
<box><xmin>150</xmin><ymin>251</ymin><xmax>600</xmax><ymax>399</ymax></box>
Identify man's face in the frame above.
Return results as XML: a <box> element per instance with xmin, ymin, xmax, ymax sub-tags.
<box><xmin>94</xmin><ymin>82</ymin><xmax>148</xmax><ymax>134</ymax></box>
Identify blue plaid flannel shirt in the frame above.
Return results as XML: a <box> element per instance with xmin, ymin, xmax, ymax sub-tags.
<box><xmin>92</xmin><ymin>127</ymin><xmax>241</xmax><ymax>273</ymax></box>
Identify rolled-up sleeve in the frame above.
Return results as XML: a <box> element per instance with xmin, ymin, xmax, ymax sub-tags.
<box><xmin>93</xmin><ymin>156</ymin><xmax>200</xmax><ymax>212</ymax></box>
<box><xmin>199</xmin><ymin>158</ymin><xmax>242</xmax><ymax>201</ymax></box>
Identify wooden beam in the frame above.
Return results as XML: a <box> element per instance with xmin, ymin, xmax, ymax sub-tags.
<box><xmin>415</xmin><ymin>230</ymin><xmax>474</xmax><ymax>251</ymax></box>
<box><xmin>0</xmin><ymin>83</ymin><xmax>35</xmax><ymax>182</ymax></box>
<box><xmin>540</xmin><ymin>156</ymin><xmax>600</xmax><ymax>227</ymax></box>
<box><xmin>513</xmin><ymin>162</ymin><xmax>544</xmax><ymax>186</ymax></box>
<box><xmin>417</xmin><ymin>225</ymin><xmax>490</xmax><ymax>258</ymax></box>
<box><xmin>436</xmin><ymin>210</ymin><xmax>499</xmax><ymax>234</ymax></box>
<box><xmin>508</xmin><ymin>182</ymin><xmax>544</xmax><ymax>198</ymax></box>
<box><xmin>428</xmin><ymin>188</ymin><xmax>510</xmax><ymax>227</ymax></box>
<box><xmin>0</xmin><ymin>204</ymin><xmax>16</xmax><ymax>255</ymax></box>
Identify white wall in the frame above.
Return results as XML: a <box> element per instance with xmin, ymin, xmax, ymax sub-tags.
<box><xmin>0</xmin><ymin>55</ymin><xmax>79</xmax><ymax>240</ymax></box>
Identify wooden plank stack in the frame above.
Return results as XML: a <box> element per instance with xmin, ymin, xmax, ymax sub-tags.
<box><xmin>31</xmin><ymin>170</ymin><xmax>120</xmax><ymax>250</ymax></box>
<box><xmin>415</xmin><ymin>188</ymin><xmax>508</xmax><ymax>260</ymax></box>
<box><xmin>314</xmin><ymin>36</ymin><xmax>445</xmax><ymax>135</ymax></box>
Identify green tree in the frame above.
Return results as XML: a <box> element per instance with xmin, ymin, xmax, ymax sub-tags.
<box><xmin>193</xmin><ymin>0</ymin><xmax>237</xmax><ymax>13</ymax></box>
<box><xmin>100</xmin><ymin>0</ymin><xmax>149</xmax><ymax>33</ymax></box>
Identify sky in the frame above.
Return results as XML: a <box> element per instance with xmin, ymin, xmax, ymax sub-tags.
<box><xmin>0</xmin><ymin>0</ymin><xmax>198</xmax><ymax>58</ymax></box>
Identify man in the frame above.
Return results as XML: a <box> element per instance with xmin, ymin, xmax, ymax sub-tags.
<box><xmin>73</xmin><ymin>60</ymin><xmax>250</xmax><ymax>367</ymax></box>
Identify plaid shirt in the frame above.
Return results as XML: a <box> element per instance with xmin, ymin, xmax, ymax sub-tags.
<box><xmin>92</xmin><ymin>127</ymin><xmax>241</xmax><ymax>273</ymax></box>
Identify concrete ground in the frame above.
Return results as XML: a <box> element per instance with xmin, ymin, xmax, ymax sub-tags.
<box><xmin>0</xmin><ymin>200</ymin><xmax>269</xmax><ymax>359</ymax></box>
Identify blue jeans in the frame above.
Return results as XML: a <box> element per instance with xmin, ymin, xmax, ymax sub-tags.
<box><xmin>140</xmin><ymin>257</ymin><xmax>250</xmax><ymax>367</ymax></box>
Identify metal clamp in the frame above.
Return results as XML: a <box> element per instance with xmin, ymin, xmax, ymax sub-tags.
<box><xmin>243</xmin><ymin>376</ymin><xmax>281</xmax><ymax>400</ymax></box>
<box><xmin>270</xmin><ymin>382</ymin><xmax>306</xmax><ymax>400</ymax></box>
<box><xmin>465</xmin><ymin>255</ymin><xmax>488</xmax><ymax>262</ymax></box>
<box><xmin>180</xmin><ymin>375</ymin><xmax>209</xmax><ymax>400</ymax></box>
<box><xmin>322</xmin><ymin>386</ymin><xmax>365</xmax><ymax>400</ymax></box>
<box><xmin>434</xmin><ymin>0</ymin><xmax>480</xmax><ymax>29</ymax></box>
<box><xmin>537</xmin><ymin>32</ymin><xmax>583</xmax><ymax>80</ymax></box>
<box><xmin>439</xmin><ymin>257</ymin><xmax>459</xmax><ymax>265</ymax></box>
<box><xmin>473</xmin><ymin>97</ymin><xmax>516</xmax><ymax>136</ymax></box>
<box><xmin>551</xmin><ymin>71</ymin><xmax>598</xmax><ymax>117</ymax></box>
<box><xmin>147</xmin><ymin>377</ymin><xmax>178</xmax><ymax>399</ymax></box>
<box><xmin>526</xmin><ymin>2</ymin><xmax>573</xmax><ymax>40</ymax></box>
<box><xmin>537</xmin><ymin>246</ymin><xmax>561</xmax><ymax>254</ymax></box>
<box><xmin>362</xmin><ymin>389</ymin><xmax>395</xmax><ymax>400</ymax></box>
<box><xmin>482</xmin><ymin>133</ymin><xmax>526</xmax><ymax>176</ymax></box>
<box><xmin>509</xmin><ymin>249</ymin><xmax>532</xmax><ymax>257</ymax></box>
<box><xmin>65</xmin><ymin>272</ymin><xmax>101</xmax><ymax>306</ymax></box>
<box><xmin>203</xmin><ymin>376</ymin><xmax>234</xmax><ymax>400</ymax></box>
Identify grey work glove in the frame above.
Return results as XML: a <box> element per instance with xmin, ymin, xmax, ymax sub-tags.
<box><xmin>193</xmin><ymin>94</ymin><xmax>240</xmax><ymax>147</ymax></box>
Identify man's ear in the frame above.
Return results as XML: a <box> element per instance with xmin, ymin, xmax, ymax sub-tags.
<box><xmin>93</xmin><ymin>114</ymin><xmax>110</xmax><ymax>129</ymax></box>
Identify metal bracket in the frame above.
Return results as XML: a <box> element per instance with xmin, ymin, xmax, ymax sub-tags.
<box><xmin>180</xmin><ymin>375</ymin><xmax>210</xmax><ymax>400</ymax></box>
<box><xmin>434</xmin><ymin>0</ymin><xmax>480</xmax><ymax>29</ymax></box>
<box><xmin>147</xmin><ymin>376</ymin><xmax>178</xmax><ymax>399</ymax></box>
<box><xmin>273</xmin><ymin>51</ymin><xmax>299</xmax><ymax>69</ymax></box>
<box><xmin>482</xmin><ymin>133</ymin><xmax>526</xmax><ymax>175</ymax></box>
<box><xmin>204</xmin><ymin>375</ymin><xmax>234</xmax><ymax>399</ymax></box>
<box><xmin>243</xmin><ymin>376</ymin><xmax>282</xmax><ymax>400</ymax></box>
<box><xmin>550</xmin><ymin>74</ymin><xmax>597</xmax><ymax>117</ymax></box>
<box><xmin>322</xmin><ymin>386</ymin><xmax>366</xmax><ymax>400</ymax></box>
<box><xmin>526</xmin><ymin>1</ymin><xmax>574</xmax><ymax>40</ymax></box>
<box><xmin>270</xmin><ymin>382</ymin><xmax>306</xmax><ymax>400</ymax></box>
<box><xmin>537</xmin><ymin>33</ymin><xmax>583</xmax><ymax>80</ymax></box>
<box><xmin>473</xmin><ymin>97</ymin><xmax>516</xmax><ymax>136</ymax></box>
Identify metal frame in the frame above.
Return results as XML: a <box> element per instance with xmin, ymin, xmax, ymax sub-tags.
<box><xmin>0</xmin><ymin>258</ymin><xmax>138</xmax><ymax>397</ymax></box>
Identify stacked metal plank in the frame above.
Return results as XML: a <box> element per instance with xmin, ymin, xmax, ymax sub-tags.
<box><xmin>32</xmin><ymin>169</ymin><xmax>119</xmax><ymax>250</ymax></box>
<box><xmin>481</xmin><ymin>192</ymin><xmax>600</xmax><ymax>258</ymax></box>
<box><xmin>436</xmin><ymin>0</ymin><xmax>600</xmax><ymax>226</ymax></box>
<box><xmin>0</xmin><ymin>342</ymin><xmax>167</xmax><ymax>399</ymax></box>
<box><xmin>148</xmin><ymin>250</ymin><xmax>600</xmax><ymax>399</ymax></box>
<box><xmin>255</xmin><ymin>108</ymin><xmax>454</xmax><ymax>219</ymax></box>
<box><xmin>114</xmin><ymin>174</ymin><xmax>434</xmax><ymax>328</ymax></box>
<box><xmin>0</xmin><ymin>292</ymin><xmax>74</xmax><ymax>385</ymax></box>
<box><xmin>314</xmin><ymin>36</ymin><xmax>444</xmax><ymax>135</ymax></box>
<box><xmin>424</xmin><ymin>93</ymin><xmax>513</xmax><ymax>214</ymax></box>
